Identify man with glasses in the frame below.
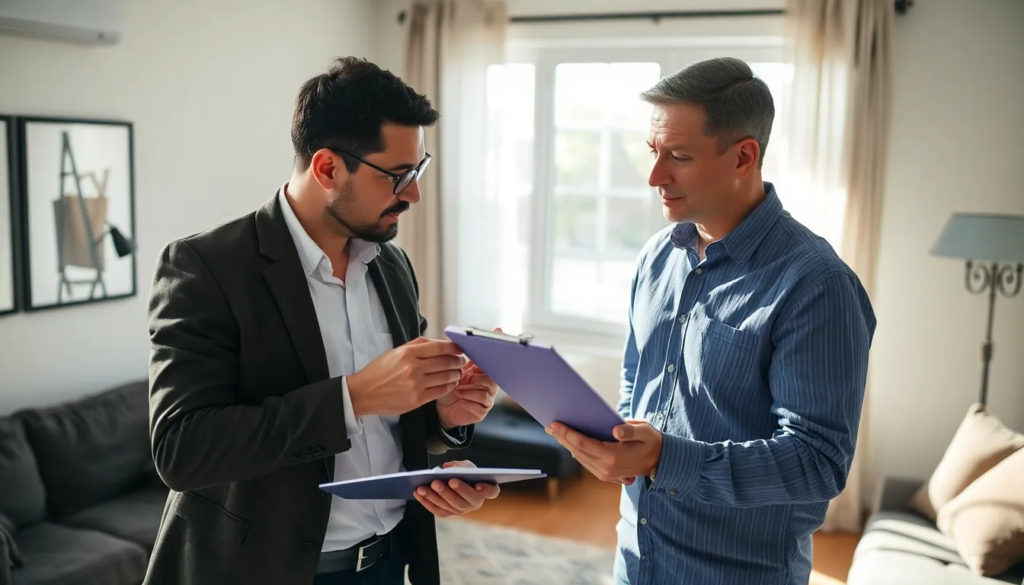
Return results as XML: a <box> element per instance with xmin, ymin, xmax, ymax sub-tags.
<box><xmin>145</xmin><ymin>57</ymin><xmax>499</xmax><ymax>585</ymax></box>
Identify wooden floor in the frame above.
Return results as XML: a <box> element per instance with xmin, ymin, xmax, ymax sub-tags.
<box><xmin>460</xmin><ymin>470</ymin><xmax>859</xmax><ymax>584</ymax></box>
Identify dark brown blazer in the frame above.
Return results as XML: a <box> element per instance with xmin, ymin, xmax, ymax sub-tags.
<box><xmin>144</xmin><ymin>193</ymin><xmax>467</xmax><ymax>585</ymax></box>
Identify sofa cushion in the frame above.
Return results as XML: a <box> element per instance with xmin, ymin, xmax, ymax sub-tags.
<box><xmin>938</xmin><ymin>447</ymin><xmax>1024</xmax><ymax>577</ymax></box>
<box><xmin>0</xmin><ymin>513</ymin><xmax>14</xmax><ymax>535</ymax></box>
<box><xmin>0</xmin><ymin>416</ymin><xmax>47</xmax><ymax>528</ymax></box>
<box><xmin>59</xmin><ymin>487</ymin><xmax>168</xmax><ymax>553</ymax></box>
<box><xmin>11</xmin><ymin>522</ymin><xmax>147</xmax><ymax>585</ymax></box>
<box><xmin>851</xmin><ymin>510</ymin><xmax>1024</xmax><ymax>584</ymax></box>
<box><xmin>847</xmin><ymin>548</ymin><xmax>1020</xmax><ymax>584</ymax></box>
<box><xmin>859</xmin><ymin>510</ymin><xmax>966</xmax><ymax>566</ymax></box>
<box><xmin>910</xmin><ymin>403</ymin><xmax>1024</xmax><ymax>521</ymax></box>
<box><xmin>0</xmin><ymin>511</ymin><xmax>25</xmax><ymax>584</ymax></box>
<box><xmin>15</xmin><ymin>380</ymin><xmax>152</xmax><ymax>518</ymax></box>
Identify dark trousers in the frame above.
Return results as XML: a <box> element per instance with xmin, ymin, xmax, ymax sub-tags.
<box><xmin>313</xmin><ymin>545</ymin><xmax>407</xmax><ymax>585</ymax></box>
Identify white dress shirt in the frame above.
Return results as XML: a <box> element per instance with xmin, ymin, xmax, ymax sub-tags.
<box><xmin>277</xmin><ymin>185</ymin><xmax>406</xmax><ymax>552</ymax></box>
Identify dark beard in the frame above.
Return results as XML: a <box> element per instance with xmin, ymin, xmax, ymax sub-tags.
<box><xmin>324</xmin><ymin>185</ymin><xmax>409</xmax><ymax>243</ymax></box>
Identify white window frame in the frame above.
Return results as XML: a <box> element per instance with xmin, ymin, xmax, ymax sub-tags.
<box><xmin>507</xmin><ymin>40</ymin><xmax>787</xmax><ymax>347</ymax></box>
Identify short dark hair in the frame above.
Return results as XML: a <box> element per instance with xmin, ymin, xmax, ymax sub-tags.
<box><xmin>640</xmin><ymin>57</ymin><xmax>774</xmax><ymax>166</ymax></box>
<box><xmin>291</xmin><ymin>56</ymin><xmax>440</xmax><ymax>170</ymax></box>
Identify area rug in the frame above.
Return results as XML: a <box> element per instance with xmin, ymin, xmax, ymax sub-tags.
<box><xmin>430</xmin><ymin>518</ymin><xmax>617</xmax><ymax>585</ymax></box>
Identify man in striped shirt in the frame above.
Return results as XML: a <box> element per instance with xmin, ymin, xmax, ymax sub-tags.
<box><xmin>546</xmin><ymin>57</ymin><xmax>876</xmax><ymax>585</ymax></box>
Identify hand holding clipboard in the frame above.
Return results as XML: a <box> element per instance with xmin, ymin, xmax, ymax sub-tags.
<box><xmin>445</xmin><ymin>326</ymin><xmax>665</xmax><ymax>487</ymax></box>
<box><xmin>443</xmin><ymin>325</ymin><xmax>625</xmax><ymax>442</ymax></box>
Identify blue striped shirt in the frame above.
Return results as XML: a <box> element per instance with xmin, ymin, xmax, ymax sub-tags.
<box><xmin>616</xmin><ymin>183</ymin><xmax>876</xmax><ymax>585</ymax></box>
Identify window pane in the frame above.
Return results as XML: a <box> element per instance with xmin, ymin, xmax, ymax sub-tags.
<box><xmin>605</xmin><ymin>63</ymin><xmax>660</xmax><ymax>128</ymax></box>
<box><xmin>607</xmin><ymin>197</ymin><xmax>650</xmax><ymax>253</ymax></box>
<box><xmin>547</xmin><ymin>61</ymin><xmax>661</xmax><ymax>326</ymax></box>
<box><xmin>554</xmin><ymin>63</ymin><xmax>607</xmax><ymax>127</ymax></box>
<box><xmin>553</xmin><ymin>195</ymin><xmax>597</xmax><ymax>250</ymax></box>
<box><xmin>596</xmin><ymin>260</ymin><xmax>636</xmax><ymax>323</ymax></box>
<box><xmin>549</xmin><ymin>258</ymin><xmax>634</xmax><ymax>324</ymax></box>
<box><xmin>748</xmin><ymin>62</ymin><xmax>794</xmax><ymax>190</ymax></box>
<box><xmin>554</xmin><ymin>62</ymin><xmax>659</xmax><ymax>129</ymax></box>
<box><xmin>554</xmin><ymin>130</ymin><xmax>600</xmax><ymax>188</ymax></box>
<box><xmin>550</xmin><ymin>258</ymin><xmax>599</xmax><ymax>318</ymax></box>
<box><xmin>609</xmin><ymin>130</ymin><xmax>651</xmax><ymax>188</ymax></box>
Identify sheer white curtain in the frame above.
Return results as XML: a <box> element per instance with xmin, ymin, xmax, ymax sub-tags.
<box><xmin>779</xmin><ymin>0</ymin><xmax>854</xmax><ymax>253</ymax></box>
<box><xmin>784</xmin><ymin>0</ymin><xmax>894</xmax><ymax>533</ymax></box>
<box><xmin>401</xmin><ymin>0</ymin><xmax>509</xmax><ymax>338</ymax></box>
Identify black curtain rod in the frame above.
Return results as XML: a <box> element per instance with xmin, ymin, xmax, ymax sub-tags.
<box><xmin>397</xmin><ymin>8</ymin><xmax>782</xmax><ymax>25</ymax></box>
<box><xmin>397</xmin><ymin>1</ymin><xmax>912</xmax><ymax>25</ymax></box>
<box><xmin>507</xmin><ymin>9</ymin><xmax>784</xmax><ymax>24</ymax></box>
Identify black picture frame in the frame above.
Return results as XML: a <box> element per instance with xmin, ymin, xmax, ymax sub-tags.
<box><xmin>16</xmin><ymin>116</ymin><xmax>137</xmax><ymax>312</ymax></box>
<box><xmin>0</xmin><ymin>114</ymin><xmax>21</xmax><ymax>317</ymax></box>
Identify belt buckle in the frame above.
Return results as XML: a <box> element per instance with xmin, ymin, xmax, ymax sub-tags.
<box><xmin>355</xmin><ymin>536</ymin><xmax>381</xmax><ymax>572</ymax></box>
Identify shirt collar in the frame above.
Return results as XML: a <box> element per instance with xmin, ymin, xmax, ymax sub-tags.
<box><xmin>670</xmin><ymin>182</ymin><xmax>783</xmax><ymax>265</ymax></box>
<box><xmin>277</xmin><ymin>184</ymin><xmax>381</xmax><ymax>278</ymax></box>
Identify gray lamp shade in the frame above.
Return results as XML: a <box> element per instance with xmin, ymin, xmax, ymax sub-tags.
<box><xmin>931</xmin><ymin>213</ymin><xmax>1024</xmax><ymax>263</ymax></box>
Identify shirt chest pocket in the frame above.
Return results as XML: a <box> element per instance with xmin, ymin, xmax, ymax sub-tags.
<box><xmin>683</xmin><ymin>317</ymin><xmax>761</xmax><ymax>395</ymax></box>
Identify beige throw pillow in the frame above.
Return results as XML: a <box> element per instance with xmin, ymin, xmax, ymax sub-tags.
<box><xmin>937</xmin><ymin>448</ymin><xmax>1024</xmax><ymax>576</ymax></box>
<box><xmin>909</xmin><ymin>403</ymin><xmax>1024</xmax><ymax>520</ymax></box>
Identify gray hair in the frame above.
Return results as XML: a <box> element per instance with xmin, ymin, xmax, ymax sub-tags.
<box><xmin>640</xmin><ymin>57</ymin><xmax>774</xmax><ymax>166</ymax></box>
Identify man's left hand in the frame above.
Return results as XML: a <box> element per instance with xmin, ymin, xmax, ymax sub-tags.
<box><xmin>546</xmin><ymin>421</ymin><xmax>663</xmax><ymax>485</ymax></box>
<box><xmin>414</xmin><ymin>461</ymin><xmax>501</xmax><ymax>517</ymax></box>
<box><xmin>436</xmin><ymin>339</ymin><xmax>500</xmax><ymax>429</ymax></box>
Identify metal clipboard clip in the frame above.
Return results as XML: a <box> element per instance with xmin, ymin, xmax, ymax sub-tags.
<box><xmin>463</xmin><ymin>327</ymin><xmax>534</xmax><ymax>346</ymax></box>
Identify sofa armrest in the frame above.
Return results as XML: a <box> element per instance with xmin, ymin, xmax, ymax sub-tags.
<box><xmin>872</xmin><ymin>475</ymin><xmax>925</xmax><ymax>516</ymax></box>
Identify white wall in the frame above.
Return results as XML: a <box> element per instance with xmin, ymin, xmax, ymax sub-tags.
<box><xmin>0</xmin><ymin>0</ymin><xmax>377</xmax><ymax>414</ymax></box>
<box><xmin>865</xmin><ymin>0</ymin><xmax>1024</xmax><ymax>493</ymax></box>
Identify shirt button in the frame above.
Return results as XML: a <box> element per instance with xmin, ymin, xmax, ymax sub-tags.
<box><xmin>678</xmin><ymin>315</ymin><xmax>686</xmax><ymax>324</ymax></box>
<box><xmin>667</xmin><ymin>364</ymin><xmax>675</xmax><ymax>373</ymax></box>
<box><xmin>695</xmin><ymin>268</ymin><xmax>703</xmax><ymax>275</ymax></box>
<box><xmin>669</xmin><ymin>489</ymin><xmax>678</xmax><ymax>496</ymax></box>
<box><xmin>639</xmin><ymin>518</ymin><xmax>648</xmax><ymax>525</ymax></box>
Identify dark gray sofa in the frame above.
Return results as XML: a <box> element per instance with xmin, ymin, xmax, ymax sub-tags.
<box><xmin>847</xmin><ymin>475</ymin><xmax>1024</xmax><ymax>585</ymax></box>
<box><xmin>0</xmin><ymin>380</ymin><xmax>167</xmax><ymax>585</ymax></box>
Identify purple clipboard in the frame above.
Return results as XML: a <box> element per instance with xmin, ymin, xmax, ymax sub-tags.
<box><xmin>444</xmin><ymin>325</ymin><xmax>625</xmax><ymax>442</ymax></box>
<box><xmin>320</xmin><ymin>467</ymin><xmax>546</xmax><ymax>500</ymax></box>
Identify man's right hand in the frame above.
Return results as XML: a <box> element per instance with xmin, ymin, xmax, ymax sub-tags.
<box><xmin>346</xmin><ymin>337</ymin><xmax>466</xmax><ymax>418</ymax></box>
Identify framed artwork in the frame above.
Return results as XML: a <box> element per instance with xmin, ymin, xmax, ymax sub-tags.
<box><xmin>17</xmin><ymin>117</ymin><xmax>136</xmax><ymax>311</ymax></box>
<box><xmin>0</xmin><ymin>115</ymin><xmax>19</xmax><ymax>316</ymax></box>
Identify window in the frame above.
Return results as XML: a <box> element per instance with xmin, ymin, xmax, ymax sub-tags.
<box><xmin>548</xmin><ymin>61</ymin><xmax>663</xmax><ymax>325</ymax></box>
<box><xmin>486</xmin><ymin>43</ymin><xmax>793</xmax><ymax>342</ymax></box>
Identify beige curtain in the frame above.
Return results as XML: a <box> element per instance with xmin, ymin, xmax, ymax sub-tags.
<box><xmin>400</xmin><ymin>0</ymin><xmax>508</xmax><ymax>338</ymax></box>
<box><xmin>840</xmin><ymin>0</ymin><xmax>893</xmax><ymax>299</ymax></box>
<box><xmin>785</xmin><ymin>0</ymin><xmax>894</xmax><ymax>533</ymax></box>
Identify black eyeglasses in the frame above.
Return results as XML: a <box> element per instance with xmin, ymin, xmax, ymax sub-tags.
<box><xmin>330</xmin><ymin>149</ymin><xmax>432</xmax><ymax>195</ymax></box>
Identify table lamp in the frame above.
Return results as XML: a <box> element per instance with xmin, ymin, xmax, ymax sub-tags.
<box><xmin>931</xmin><ymin>213</ymin><xmax>1024</xmax><ymax>407</ymax></box>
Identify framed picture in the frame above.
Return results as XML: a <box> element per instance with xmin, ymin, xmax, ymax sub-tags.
<box><xmin>0</xmin><ymin>115</ymin><xmax>20</xmax><ymax>316</ymax></box>
<box><xmin>17</xmin><ymin>117</ymin><xmax>136</xmax><ymax>311</ymax></box>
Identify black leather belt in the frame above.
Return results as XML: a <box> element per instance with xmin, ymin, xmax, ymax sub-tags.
<box><xmin>316</xmin><ymin>531</ymin><xmax>393</xmax><ymax>574</ymax></box>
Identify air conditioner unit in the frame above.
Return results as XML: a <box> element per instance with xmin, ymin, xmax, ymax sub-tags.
<box><xmin>0</xmin><ymin>0</ymin><xmax>123</xmax><ymax>45</ymax></box>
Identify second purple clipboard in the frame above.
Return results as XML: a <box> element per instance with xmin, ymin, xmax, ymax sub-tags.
<box><xmin>444</xmin><ymin>326</ymin><xmax>625</xmax><ymax>442</ymax></box>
